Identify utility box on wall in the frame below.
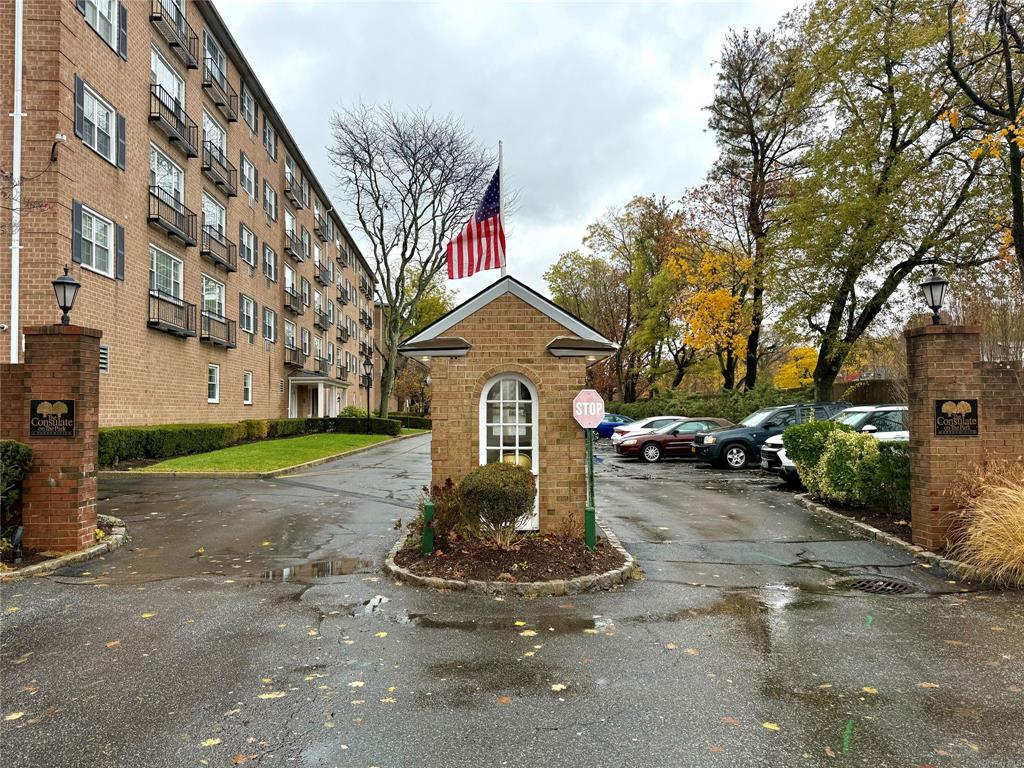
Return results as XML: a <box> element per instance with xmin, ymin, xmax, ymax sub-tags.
<box><xmin>399</xmin><ymin>277</ymin><xmax>617</xmax><ymax>536</ymax></box>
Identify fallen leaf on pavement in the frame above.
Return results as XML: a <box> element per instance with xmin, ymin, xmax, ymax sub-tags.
<box><xmin>818</xmin><ymin>683</ymin><xmax>833</xmax><ymax>689</ymax></box>
<box><xmin>261</xmin><ymin>541</ymin><xmax>272</xmax><ymax>547</ymax></box>
<box><xmin>583</xmin><ymin>629</ymin><xmax>599</xmax><ymax>635</ymax></box>
<box><xmin>664</xmin><ymin>643</ymin><xmax>677</xmax><ymax>650</ymax></box>
<box><xmin>551</xmin><ymin>683</ymin><xmax>567</xmax><ymax>692</ymax></box>
<box><xmin>523</xmin><ymin>651</ymin><xmax>535</xmax><ymax>657</ymax></box>
<box><xmin>513</xmin><ymin>621</ymin><xmax>527</xmax><ymax>627</ymax></box>
<box><xmin>199</xmin><ymin>738</ymin><xmax>221</xmax><ymax>747</ymax></box>
<box><xmin>6</xmin><ymin>607</ymin><xmax>20</xmax><ymax>613</ymax></box>
<box><xmin>917</xmin><ymin>682</ymin><xmax>940</xmax><ymax>689</ymax></box>
<box><xmin>685</xmin><ymin>648</ymin><xmax>700</xmax><ymax>656</ymax></box>
<box><xmin>862</xmin><ymin>687</ymin><xmax>878</xmax><ymax>695</ymax></box>
<box><xmin>257</xmin><ymin>691</ymin><xmax>286</xmax><ymax>700</ymax></box>
<box><xmin>497</xmin><ymin>696</ymin><xmax>512</xmax><ymax>705</ymax></box>
<box><xmin>375</xmin><ymin>631</ymin><xmax>388</xmax><ymax>638</ymax></box>
<box><xmin>379</xmin><ymin>697</ymin><xmax>397</xmax><ymax>704</ymax></box>
<box><xmin>709</xmin><ymin>745</ymin><xmax>724</xmax><ymax>753</ymax></box>
<box><xmin>348</xmin><ymin>681</ymin><xmax>365</xmax><ymax>688</ymax></box>
<box><xmin>720</xmin><ymin>716</ymin><xmax>740</xmax><ymax>726</ymax></box>
<box><xmin>230</xmin><ymin>754</ymin><xmax>248</xmax><ymax>765</ymax></box>
<box><xmin>105</xmin><ymin>640</ymin><xmax>120</xmax><ymax>649</ymax></box>
<box><xmin>824</xmin><ymin>746</ymin><xmax>836</xmax><ymax>757</ymax></box>
<box><xmin>140</xmin><ymin>612</ymin><xmax>157</xmax><ymax>619</ymax></box>
<box><xmin>519</xmin><ymin>630</ymin><xmax>537</xmax><ymax>637</ymax></box>
<box><xmin>763</xmin><ymin>722</ymin><xmax>781</xmax><ymax>731</ymax></box>
<box><xmin>5</xmin><ymin>712</ymin><xmax>24</xmax><ymax>721</ymax></box>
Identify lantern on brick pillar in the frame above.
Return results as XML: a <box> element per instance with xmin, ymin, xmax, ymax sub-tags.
<box><xmin>51</xmin><ymin>264</ymin><xmax>81</xmax><ymax>326</ymax></box>
<box><xmin>919</xmin><ymin>267</ymin><xmax>949</xmax><ymax>326</ymax></box>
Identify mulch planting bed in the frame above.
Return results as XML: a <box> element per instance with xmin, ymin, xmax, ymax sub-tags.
<box><xmin>394</xmin><ymin>534</ymin><xmax>626</xmax><ymax>583</ymax></box>
<box><xmin>825</xmin><ymin>503</ymin><xmax>912</xmax><ymax>540</ymax></box>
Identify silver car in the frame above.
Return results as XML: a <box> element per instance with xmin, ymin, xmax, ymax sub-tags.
<box><xmin>610</xmin><ymin>416</ymin><xmax>686</xmax><ymax>446</ymax></box>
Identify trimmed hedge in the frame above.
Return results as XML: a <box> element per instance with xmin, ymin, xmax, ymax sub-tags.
<box><xmin>393</xmin><ymin>414</ymin><xmax>432</xmax><ymax>430</ymax></box>
<box><xmin>783</xmin><ymin>420</ymin><xmax>853</xmax><ymax>495</ymax></box>
<box><xmin>1</xmin><ymin>439</ymin><xmax>34</xmax><ymax>511</ymax></box>
<box><xmin>99</xmin><ymin>416</ymin><xmax>401</xmax><ymax>467</ymax></box>
<box><xmin>607</xmin><ymin>385</ymin><xmax>815</xmax><ymax>425</ymax></box>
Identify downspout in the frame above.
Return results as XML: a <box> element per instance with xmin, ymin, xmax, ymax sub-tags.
<box><xmin>9</xmin><ymin>0</ymin><xmax>25</xmax><ymax>362</ymax></box>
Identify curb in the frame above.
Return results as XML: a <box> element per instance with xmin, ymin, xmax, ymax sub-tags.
<box><xmin>0</xmin><ymin>514</ymin><xmax>129</xmax><ymax>583</ymax></box>
<box><xmin>382</xmin><ymin>519</ymin><xmax>636</xmax><ymax>596</ymax></box>
<box><xmin>793</xmin><ymin>493</ymin><xmax>979</xmax><ymax>580</ymax></box>
<box><xmin>97</xmin><ymin>431</ymin><xmax>428</xmax><ymax>480</ymax></box>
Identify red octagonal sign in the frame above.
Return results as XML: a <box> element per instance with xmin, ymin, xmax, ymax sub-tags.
<box><xmin>572</xmin><ymin>389</ymin><xmax>605</xmax><ymax>429</ymax></box>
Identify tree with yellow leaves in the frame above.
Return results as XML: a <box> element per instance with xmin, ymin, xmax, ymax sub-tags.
<box><xmin>774</xmin><ymin>347</ymin><xmax>818</xmax><ymax>389</ymax></box>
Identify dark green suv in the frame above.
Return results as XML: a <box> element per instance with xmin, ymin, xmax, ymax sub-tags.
<box><xmin>693</xmin><ymin>402</ymin><xmax>849</xmax><ymax>469</ymax></box>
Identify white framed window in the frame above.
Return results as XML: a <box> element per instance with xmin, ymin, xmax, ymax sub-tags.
<box><xmin>239</xmin><ymin>294</ymin><xmax>256</xmax><ymax>334</ymax></box>
<box><xmin>149</xmin><ymin>244</ymin><xmax>182</xmax><ymax>298</ymax></box>
<box><xmin>79</xmin><ymin>205</ymin><xmax>114</xmax><ymax>277</ymax></box>
<box><xmin>314</xmin><ymin>290</ymin><xmax>322</xmax><ymax>313</ymax></box>
<box><xmin>151</xmin><ymin>47</ymin><xmax>185</xmax><ymax>109</ymax></box>
<box><xmin>284</xmin><ymin>209</ymin><xmax>295</xmax><ymax>237</ymax></box>
<box><xmin>301</xmin><ymin>227</ymin><xmax>310</xmax><ymax>258</ymax></box>
<box><xmin>327</xmin><ymin>341</ymin><xmax>334</xmax><ymax>365</ymax></box>
<box><xmin>150</xmin><ymin>144</ymin><xmax>183</xmax><ymax>205</ymax></box>
<box><xmin>263</xmin><ymin>182</ymin><xmax>277</xmax><ymax>222</ymax></box>
<box><xmin>284</xmin><ymin>319</ymin><xmax>296</xmax><ymax>349</ymax></box>
<box><xmin>243</xmin><ymin>370</ymin><xmax>253</xmax><ymax>405</ymax></box>
<box><xmin>203</xmin><ymin>110</ymin><xmax>226</xmax><ymax>154</ymax></box>
<box><xmin>285</xmin><ymin>154</ymin><xmax>296</xmax><ymax>185</ymax></box>
<box><xmin>202</xmin><ymin>193</ymin><xmax>225</xmax><ymax>237</ymax></box>
<box><xmin>263</xmin><ymin>116</ymin><xmax>277</xmax><ymax>160</ymax></box>
<box><xmin>480</xmin><ymin>373</ymin><xmax>539</xmax><ymax>529</ymax></box>
<box><xmin>313</xmin><ymin>242</ymin><xmax>322</xmax><ymax>267</ymax></box>
<box><xmin>262</xmin><ymin>306</ymin><xmax>277</xmax><ymax>342</ymax></box>
<box><xmin>240</xmin><ymin>84</ymin><xmax>257</xmax><ymax>132</ymax></box>
<box><xmin>301</xmin><ymin>177</ymin><xmax>310</xmax><ymax>207</ymax></box>
<box><xmin>262</xmin><ymin>243</ymin><xmax>277</xmax><ymax>282</ymax></box>
<box><xmin>82</xmin><ymin>0</ymin><xmax>116</xmax><ymax>47</ymax></box>
<box><xmin>204</xmin><ymin>32</ymin><xmax>227</xmax><ymax>88</ymax></box>
<box><xmin>326</xmin><ymin>301</ymin><xmax>334</xmax><ymax>324</ymax></box>
<box><xmin>301</xmin><ymin>328</ymin><xmax>310</xmax><ymax>356</ymax></box>
<box><xmin>239</xmin><ymin>225</ymin><xmax>257</xmax><ymax>266</ymax></box>
<box><xmin>201</xmin><ymin>274</ymin><xmax>225</xmax><ymax>316</ymax></box>
<box><xmin>284</xmin><ymin>264</ymin><xmax>296</xmax><ymax>292</ymax></box>
<box><xmin>82</xmin><ymin>84</ymin><xmax>116</xmax><ymax>163</ymax></box>
<box><xmin>207</xmin><ymin>363</ymin><xmax>220</xmax><ymax>404</ymax></box>
<box><xmin>240</xmin><ymin>153</ymin><xmax>257</xmax><ymax>199</ymax></box>
<box><xmin>313</xmin><ymin>336</ymin><xmax>322</xmax><ymax>361</ymax></box>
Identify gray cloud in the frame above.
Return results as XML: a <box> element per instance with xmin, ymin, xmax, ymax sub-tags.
<box><xmin>217</xmin><ymin>0</ymin><xmax>799</xmax><ymax>297</ymax></box>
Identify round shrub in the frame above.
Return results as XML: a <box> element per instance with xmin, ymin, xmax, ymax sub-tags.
<box><xmin>458</xmin><ymin>462</ymin><xmax>536</xmax><ymax>548</ymax></box>
<box><xmin>782</xmin><ymin>420</ymin><xmax>852</xmax><ymax>493</ymax></box>
<box><xmin>816</xmin><ymin>430</ymin><xmax>880</xmax><ymax>507</ymax></box>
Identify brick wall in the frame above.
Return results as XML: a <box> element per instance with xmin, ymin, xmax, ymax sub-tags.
<box><xmin>429</xmin><ymin>293</ymin><xmax>589</xmax><ymax>535</ymax></box>
<box><xmin>0</xmin><ymin>0</ymin><xmax>377</xmax><ymax>427</ymax></box>
<box><xmin>905</xmin><ymin>325</ymin><xmax>1024</xmax><ymax>551</ymax></box>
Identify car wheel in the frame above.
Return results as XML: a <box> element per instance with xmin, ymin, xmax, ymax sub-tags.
<box><xmin>640</xmin><ymin>443</ymin><xmax>662</xmax><ymax>463</ymax></box>
<box><xmin>723</xmin><ymin>444</ymin><xmax>749</xmax><ymax>470</ymax></box>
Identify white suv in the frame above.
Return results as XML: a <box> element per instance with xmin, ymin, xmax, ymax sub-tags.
<box><xmin>831</xmin><ymin>405</ymin><xmax>909</xmax><ymax>441</ymax></box>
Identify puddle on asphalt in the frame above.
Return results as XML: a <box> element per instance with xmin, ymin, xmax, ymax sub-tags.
<box><xmin>399</xmin><ymin>613</ymin><xmax>614</xmax><ymax>634</ymax></box>
<box><xmin>259</xmin><ymin>557</ymin><xmax>374</xmax><ymax>582</ymax></box>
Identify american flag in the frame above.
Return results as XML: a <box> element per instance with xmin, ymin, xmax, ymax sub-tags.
<box><xmin>446</xmin><ymin>168</ymin><xmax>505</xmax><ymax>280</ymax></box>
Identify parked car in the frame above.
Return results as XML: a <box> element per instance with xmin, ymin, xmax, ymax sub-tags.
<box><xmin>759</xmin><ymin>433</ymin><xmax>799</xmax><ymax>484</ymax></box>
<box><xmin>596</xmin><ymin>413</ymin><xmax>633</xmax><ymax>439</ymax></box>
<box><xmin>831</xmin><ymin>404</ymin><xmax>909</xmax><ymax>441</ymax></box>
<box><xmin>693</xmin><ymin>401</ymin><xmax>849</xmax><ymax>469</ymax></box>
<box><xmin>616</xmin><ymin>417</ymin><xmax>734</xmax><ymax>462</ymax></box>
<box><xmin>610</xmin><ymin>415</ymin><xmax>686</xmax><ymax>446</ymax></box>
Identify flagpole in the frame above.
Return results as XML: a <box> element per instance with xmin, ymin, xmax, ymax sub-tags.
<box><xmin>499</xmin><ymin>140</ymin><xmax>506</xmax><ymax>278</ymax></box>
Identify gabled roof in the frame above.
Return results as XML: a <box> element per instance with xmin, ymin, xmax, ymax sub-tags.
<box><xmin>400</xmin><ymin>275</ymin><xmax>617</xmax><ymax>350</ymax></box>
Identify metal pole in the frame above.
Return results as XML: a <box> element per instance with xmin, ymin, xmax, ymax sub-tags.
<box><xmin>422</xmin><ymin>500</ymin><xmax>435</xmax><ymax>555</ymax></box>
<box><xmin>9</xmin><ymin>0</ymin><xmax>25</xmax><ymax>362</ymax></box>
<box><xmin>366</xmin><ymin>376</ymin><xmax>371</xmax><ymax>433</ymax></box>
<box><xmin>498</xmin><ymin>140</ymin><xmax>506</xmax><ymax>278</ymax></box>
<box><xmin>585</xmin><ymin>427</ymin><xmax>596</xmax><ymax>550</ymax></box>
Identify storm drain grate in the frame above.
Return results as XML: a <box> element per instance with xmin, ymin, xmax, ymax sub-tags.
<box><xmin>836</xmin><ymin>576</ymin><xmax>915</xmax><ymax>595</ymax></box>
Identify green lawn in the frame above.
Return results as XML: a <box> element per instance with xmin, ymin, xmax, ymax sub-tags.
<box><xmin>141</xmin><ymin>433</ymin><xmax>394</xmax><ymax>473</ymax></box>
<box><xmin>400</xmin><ymin>428</ymin><xmax>430</xmax><ymax>436</ymax></box>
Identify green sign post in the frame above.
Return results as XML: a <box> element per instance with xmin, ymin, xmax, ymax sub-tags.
<box><xmin>584</xmin><ymin>427</ymin><xmax>596</xmax><ymax>550</ymax></box>
<box><xmin>573</xmin><ymin>389</ymin><xmax>604</xmax><ymax>551</ymax></box>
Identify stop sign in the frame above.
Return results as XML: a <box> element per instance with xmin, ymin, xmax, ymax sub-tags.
<box><xmin>572</xmin><ymin>389</ymin><xmax>605</xmax><ymax>429</ymax></box>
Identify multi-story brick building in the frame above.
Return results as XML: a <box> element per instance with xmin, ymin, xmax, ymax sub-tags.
<box><xmin>0</xmin><ymin>0</ymin><xmax>380</xmax><ymax>427</ymax></box>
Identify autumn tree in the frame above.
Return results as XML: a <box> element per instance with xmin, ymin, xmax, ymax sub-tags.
<box><xmin>329</xmin><ymin>106</ymin><xmax>492</xmax><ymax>417</ymax></box>
<box><xmin>773</xmin><ymin>347</ymin><xmax>818</xmax><ymax>389</ymax></box>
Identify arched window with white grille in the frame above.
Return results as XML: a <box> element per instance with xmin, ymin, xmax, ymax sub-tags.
<box><xmin>479</xmin><ymin>373</ymin><xmax>539</xmax><ymax>529</ymax></box>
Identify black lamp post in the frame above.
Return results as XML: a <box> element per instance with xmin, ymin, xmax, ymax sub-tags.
<box><xmin>920</xmin><ymin>267</ymin><xmax>949</xmax><ymax>326</ymax></box>
<box><xmin>52</xmin><ymin>264</ymin><xmax>81</xmax><ymax>326</ymax></box>
<box><xmin>363</xmin><ymin>356</ymin><xmax>373</xmax><ymax>433</ymax></box>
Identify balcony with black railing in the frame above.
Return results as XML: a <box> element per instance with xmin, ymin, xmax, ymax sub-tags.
<box><xmin>202</xmin><ymin>58</ymin><xmax>238</xmax><ymax>122</ymax></box>
<box><xmin>314</xmin><ymin>356</ymin><xmax>330</xmax><ymax>376</ymax></box>
<box><xmin>283</xmin><ymin>172</ymin><xmax>305</xmax><ymax>209</ymax></box>
<box><xmin>200</xmin><ymin>225</ymin><xmax>237</xmax><ymax>272</ymax></box>
<box><xmin>148</xmin><ymin>186</ymin><xmax>197</xmax><ymax>245</ymax></box>
<box><xmin>148</xmin><ymin>290</ymin><xmax>196</xmax><ymax>337</ymax></box>
<box><xmin>200</xmin><ymin>310</ymin><xmax>237</xmax><ymax>348</ymax></box>
<box><xmin>284</xmin><ymin>345</ymin><xmax>306</xmax><ymax>368</ymax></box>
<box><xmin>150</xmin><ymin>0</ymin><xmax>199</xmax><ymax>69</ymax></box>
<box><xmin>283</xmin><ymin>231</ymin><xmax>304</xmax><ymax>262</ymax></box>
<box><xmin>149</xmin><ymin>85</ymin><xmax>198</xmax><ymax>157</ymax></box>
<box><xmin>336</xmin><ymin>249</ymin><xmax>349</xmax><ymax>268</ymax></box>
<box><xmin>359</xmin><ymin>341</ymin><xmax>373</xmax><ymax>358</ymax></box>
<box><xmin>314</xmin><ymin>214</ymin><xmax>329</xmax><ymax>242</ymax></box>
<box><xmin>313</xmin><ymin>308</ymin><xmax>330</xmax><ymax>331</ymax></box>
<box><xmin>336</xmin><ymin>366</ymin><xmax>349</xmax><ymax>383</ymax></box>
<box><xmin>314</xmin><ymin>261</ymin><xmax>330</xmax><ymax>286</ymax></box>
<box><xmin>336</xmin><ymin>326</ymin><xmax>350</xmax><ymax>343</ymax></box>
<box><xmin>284</xmin><ymin>286</ymin><xmax>303</xmax><ymax>315</ymax></box>
<box><xmin>359</xmin><ymin>309</ymin><xmax>372</xmax><ymax>328</ymax></box>
<box><xmin>201</xmin><ymin>140</ymin><xmax>237</xmax><ymax>196</ymax></box>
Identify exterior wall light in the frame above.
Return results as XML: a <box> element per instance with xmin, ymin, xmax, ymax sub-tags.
<box><xmin>52</xmin><ymin>264</ymin><xmax>81</xmax><ymax>326</ymax></box>
<box><xmin>919</xmin><ymin>267</ymin><xmax>949</xmax><ymax>326</ymax></box>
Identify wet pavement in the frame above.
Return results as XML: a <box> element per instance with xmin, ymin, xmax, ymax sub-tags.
<box><xmin>2</xmin><ymin>435</ymin><xmax>1022</xmax><ymax>767</ymax></box>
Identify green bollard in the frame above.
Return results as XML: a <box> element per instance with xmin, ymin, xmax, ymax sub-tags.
<box><xmin>585</xmin><ymin>427</ymin><xmax>596</xmax><ymax>551</ymax></box>
<box><xmin>421</xmin><ymin>500</ymin><xmax>435</xmax><ymax>555</ymax></box>
<box><xmin>585</xmin><ymin>505</ymin><xmax>596</xmax><ymax>551</ymax></box>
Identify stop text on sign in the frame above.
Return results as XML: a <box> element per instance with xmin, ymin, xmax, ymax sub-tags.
<box><xmin>572</xmin><ymin>389</ymin><xmax>605</xmax><ymax>429</ymax></box>
<box><xmin>574</xmin><ymin>402</ymin><xmax>602</xmax><ymax>416</ymax></box>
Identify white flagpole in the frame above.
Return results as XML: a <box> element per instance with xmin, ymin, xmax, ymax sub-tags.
<box><xmin>499</xmin><ymin>140</ymin><xmax>506</xmax><ymax>278</ymax></box>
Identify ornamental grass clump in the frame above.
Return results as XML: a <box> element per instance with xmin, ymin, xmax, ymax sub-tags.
<box><xmin>949</xmin><ymin>462</ymin><xmax>1024</xmax><ymax>587</ymax></box>
<box><xmin>458</xmin><ymin>463</ymin><xmax>536</xmax><ymax>549</ymax></box>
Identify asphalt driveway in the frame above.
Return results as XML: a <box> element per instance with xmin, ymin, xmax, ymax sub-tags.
<box><xmin>2</xmin><ymin>434</ymin><xmax>1022</xmax><ymax>768</ymax></box>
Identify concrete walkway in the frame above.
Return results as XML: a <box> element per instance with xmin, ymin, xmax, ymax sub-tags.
<box><xmin>1</xmin><ymin>434</ymin><xmax>1022</xmax><ymax>767</ymax></box>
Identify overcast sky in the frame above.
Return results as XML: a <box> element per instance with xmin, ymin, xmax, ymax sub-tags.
<box><xmin>217</xmin><ymin>0</ymin><xmax>800</xmax><ymax>299</ymax></box>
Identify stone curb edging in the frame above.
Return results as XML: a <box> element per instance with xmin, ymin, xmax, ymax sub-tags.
<box><xmin>793</xmin><ymin>493</ymin><xmax>979</xmax><ymax>580</ymax></box>
<box><xmin>97</xmin><ymin>431</ymin><xmax>428</xmax><ymax>481</ymax></box>
<box><xmin>0</xmin><ymin>514</ymin><xmax>129</xmax><ymax>583</ymax></box>
<box><xmin>382</xmin><ymin>519</ymin><xmax>636</xmax><ymax>596</ymax></box>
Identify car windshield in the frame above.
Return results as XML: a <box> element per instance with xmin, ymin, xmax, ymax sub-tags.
<box><xmin>832</xmin><ymin>410</ymin><xmax>870</xmax><ymax>427</ymax></box>
<box><xmin>739</xmin><ymin>409</ymin><xmax>775</xmax><ymax>427</ymax></box>
<box><xmin>654</xmin><ymin>420</ymin><xmax>686</xmax><ymax>435</ymax></box>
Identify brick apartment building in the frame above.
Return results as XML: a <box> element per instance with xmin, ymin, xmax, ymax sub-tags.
<box><xmin>0</xmin><ymin>0</ymin><xmax>381</xmax><ymax>427</ymax></box>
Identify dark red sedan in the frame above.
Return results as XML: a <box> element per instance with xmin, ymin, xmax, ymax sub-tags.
<box><xmin>614</xmin><ymin>417</ymin><xmax>734</xmax><ymax>462</ymax></box>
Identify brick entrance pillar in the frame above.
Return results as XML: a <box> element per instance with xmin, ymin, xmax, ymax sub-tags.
<box><xmin>19</xmin><ymin>325</ymin><xmax>103</xmax><ymax>552</ymax></box>
<box><xmin>904</xmin><ymin>325</ymin><xmax>982</xmax><ymax>551</ymax></box>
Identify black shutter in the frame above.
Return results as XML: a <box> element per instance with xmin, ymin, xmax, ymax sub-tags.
<box><xmin>71</xmin><ymin>201</ymin><xmax>83</xmax><ymax>264</ymax></box>
<box><xmin>117</xmin><ymin>3</ymin><xmax>128</xmax><ymax>60</ymax></box>
<box><xmin>75</xmin><ymin>0</ymin><xmax>86</xmax><ymax>13</ymax></box>
<box><xmin>116</xmin><ymin>113</ymin><xmax>126</xmax><ymax>169</ymax></box>
<box><xmin>115</xmin><ymin>224</ymin><xmax>125</xmax><ymax>280</ymax></box>
<box><xmin>239</xmin><ymin>293</ymin><xmax>245</xmax><ymax>331</ymax></box>
<box><xmin>253</xmin><ymin>168</ymin><xmax>259</xmax><ymax>202</ymax></box>
<box><xmin>74</xmin><ymin>76</ymin><xmax>85</xmax><ymax>139</ymax></box>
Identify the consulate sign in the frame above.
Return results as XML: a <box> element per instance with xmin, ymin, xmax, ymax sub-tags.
<box><xmin>934</xmin><ymin>398</ymin><xmax>979</xmax><ymax>437</ymax></box>
<box><xmin>29</xmin><ymin>399</ymin><xmax>76</xmax><ymax>437</ymax></box>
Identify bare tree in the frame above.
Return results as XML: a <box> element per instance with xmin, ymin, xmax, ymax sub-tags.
<box><xmin>329</xmin><ymin>106</ymin><xmax>492</xmax><ymax>416</ymax></box>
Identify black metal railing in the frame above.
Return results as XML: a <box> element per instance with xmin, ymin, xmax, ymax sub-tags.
<box><xmin>200</xmin><ymin>225</ymin><xmax>237</xmax><ymax>272</ymax></box>
<box><xmin>202</xmin><ymin>57</ymin><xmax>238</xmax><ymax>122</ymax></box>
<box><xmin>360</xmin><ymin>276</ymin><xmax>373</xmax><ymax>297</ymax></box>
<box><xmin>284</xmin><ymin>345</ymin><xmax>305</xmax><ymax>367</ymax></box>
<box><xmin>200</xmin><ymin>310</ymin><xmax>236</xmax><ymax>348</ymax></box>
<box><xmin>149</xmin><ymin>0</ymin><xmax>199</xmax><ymax>69</ymax></box>
<box><xmin>336</xmin><ymin>249</ymin><xmax>349</xmax><ymax>268</ymax></box>
<box><xmin>314</xmin><ymin>261</ymin><xmax>330</xmax><ymax>285</ymax></box>
<box><xmin>313</xmin><ymin>308</ymin><xmax>329</xmax><ymax>330</ymax></box>
<box><xmin>336</xmin><ymin>366</ymin><xmax>349</xmax><ymax>382</ymax></box>
<box><xmin>283</xmin><ymin>230</ymin><xmax>304</xmax><ymax>262</ymax></box>
<box><xmin>314</xmin><ymin>214</ymin><xmax>329</xmax><ymax>241</ymax></box>
<box><xmin>336</xmin><ymin>286</ymin><xmax>349</xmax><ymax>305</ymax></box>
<box><xmin>359</xmin><ymin>309</ymin><xmax>374</xmax><ymax>328</ymax></box>
<box><xmin>284</xmin><ymin>287</ymin><xmax>303</xmax><ymax>315</ymax></box>
<box><xmin>314</xmin><ymin>356</ymin><xmax>330</xmax><ymax>376</ymax></box>
<box><xmin>360</xmin><ymin>341</ymin><xmax>373</xmax><ymax>357</ymax></box>
<box><xmin>148</xmin><ymin>84</ymin><xmax>198</xmax><ymax>157</ymax></box>
<box><xmin>284</xmin><ymin>172</ymin><xmax>305</xmax><ymax>208</ymax></box>
<box><xmin>337</xmin><ymin>326</ymin><xmax>350</xmax><ymax>343</ymax></box>
<box><xmin>147</xmin><ymin>290</ymin><xmax>196</xmax><ymax>336</ymax></box>
<box><xmin>148</xmin><ymin>186</ymin><xmax>197</xmax><ymax>245</ymax></box>
<box><xmin>201</xmin><ymin>140</ymin><xmax>237</xmax><ymax>196</ymax></box>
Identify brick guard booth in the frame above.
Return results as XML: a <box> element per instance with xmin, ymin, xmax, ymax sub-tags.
<box><xmin>1</xmin><ymin>325</ymin><xmax>103</xmax><ymax>551</ymax></box>
<box><xmin>905</xmin><ymin>324</ymin><xmax>1024</xmax><ymax>551</ymax></box>
<box><xmin>398</xmin><ymin>277</ymin><xmax>617</xmax><ymax>535</ymax></box>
